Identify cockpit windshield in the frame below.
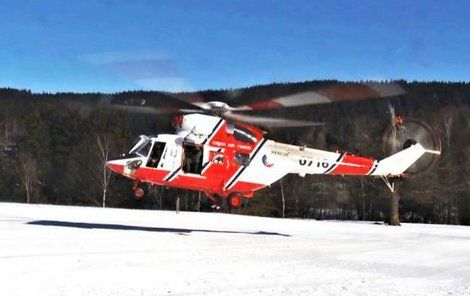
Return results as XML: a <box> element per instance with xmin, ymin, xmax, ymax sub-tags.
<box><xmin>132</xmin><ymin>140</ymin><xmax>152</xmax><ymax>157</ymax></box>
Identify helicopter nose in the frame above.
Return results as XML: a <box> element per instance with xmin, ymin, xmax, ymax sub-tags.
<box><xmin>105</xmin><ymin>159</ymin><xmax>125</xmax><ymax>175</ymax></box>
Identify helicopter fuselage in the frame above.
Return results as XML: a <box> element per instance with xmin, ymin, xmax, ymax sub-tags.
<box><xmin>106</xmin><ymin>114</ymin><xmax>428</xmax><ymax>204</ymax></box>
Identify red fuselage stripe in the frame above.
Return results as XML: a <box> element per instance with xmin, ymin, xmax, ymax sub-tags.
<box><xmin>329</xmin><ymin>154</ymin><xmax>375</xmax><ymax>175</ymax></box>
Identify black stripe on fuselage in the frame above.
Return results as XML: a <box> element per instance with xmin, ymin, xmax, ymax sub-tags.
<box><xmin>225</xmin><ymin>138</ymin><xmax>267</xmax><ymax>190</ymax></box>
<box><xmin>164</xmin><ymin>166</ymin><xmax>181</xmax><ymax>182</ymax></box>
<box><xmin>202</xmin><ymin>118</ymin><xmax>224</xmax><ymax>145</ymax></box>
<box><xmin>224</xmin><ymin>168</ymin><xmax>244</xmax><ymax>191</ymax></box>
<box><xmin>323</xmin><ymin>152</ymin><xmax>345</xmax><ymax>174</ymax></box>
<box><xmin>201</xmin><ymin>161</ymin><xmax>209</xmax><ymax>171</ymax></box>
<box><xmin>200</xmin><ymin>162</ymin><xmax>211</xmax><ymax>175</ymax></box>
<box><xmin>367</xmin><ymin>160</ymin><xmax>379</xmax><ymax>175</ymax></box>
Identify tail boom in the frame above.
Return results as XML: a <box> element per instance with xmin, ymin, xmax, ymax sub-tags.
<box><xmin>307</xmin><ymin>143</ymin><xmax>432</xmax><ymax>177</ymax></box>
<box><xmin>370</xmin><ymin>143</ymin><xmax>428</xmax><ymax>177</ymax></box>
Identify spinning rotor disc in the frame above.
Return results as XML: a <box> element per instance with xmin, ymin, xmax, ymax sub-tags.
<box><xmin>383</xmin><ymin>116</ymin><xmax>442</xmax><ymax>176</ymax></box>
<box><xmin>74</xmin><ymin>56</ymin><xmax>406</xmax><ymax>129</ymax></box>
<box><xmin>102</xmin><ymin>82</ymin><xmax>405</xmax><ymax>129</ymax></box>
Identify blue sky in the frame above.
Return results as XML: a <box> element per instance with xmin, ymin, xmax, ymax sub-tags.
<box><xmin>0</xmin><ymin>0</ymin><xmax>469</xmax><ymax>93</ymax></box>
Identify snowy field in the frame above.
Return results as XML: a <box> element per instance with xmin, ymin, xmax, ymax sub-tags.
<box><xmin>0</xmin><ymin>202</ymin><xmax>469</xmax><ymax>296</ymax></box>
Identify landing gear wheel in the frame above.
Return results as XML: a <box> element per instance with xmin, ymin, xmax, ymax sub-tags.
<box><xmin>134</xmin><ymin>187</ymin><xmax>145</xmax><ymax>199</ymax></box>
<box><xmin>132</xmin><ymin>181</ymin><xmax>145</xmax><ymax>199</ymax></box>
<box><xmin>227</xmin><ymin>193</ymin><xmax>246</xmax><ymax>211</ymax></box>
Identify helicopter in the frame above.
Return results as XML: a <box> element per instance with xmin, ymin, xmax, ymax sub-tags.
<box><xmin>105</xmin><ymin>82</ymin><xmax>442</xmax><ymax>209</ymax></box>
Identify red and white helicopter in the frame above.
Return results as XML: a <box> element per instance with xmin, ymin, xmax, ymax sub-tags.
<box><xmin>105</xmin><ymin>83</ymin><xmax>442</xmax><ymax>208</ymax></box>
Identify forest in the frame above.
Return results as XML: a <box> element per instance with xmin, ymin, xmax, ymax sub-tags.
<box><xmin>0</xmin><ymin>80</ymin><xmax>468</xmax><ymax>225</ymax></box>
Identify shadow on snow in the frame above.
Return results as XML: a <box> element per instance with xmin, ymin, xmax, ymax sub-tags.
<box><xmin>27</xmin><ymin>220</ymin><xmax>290</xmax><ymax>237</ymax></box>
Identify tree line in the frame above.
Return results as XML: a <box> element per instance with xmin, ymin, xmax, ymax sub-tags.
<box><xmin>0</xmin><ymin>80</ymin><xmax>468</xmax><ymax>225</ymax></box>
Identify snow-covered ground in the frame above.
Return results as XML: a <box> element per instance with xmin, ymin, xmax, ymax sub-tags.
<box><xmin>0</xmin><ymin>202</ymin><xmax>469</xmax><ymax>296</ymax></box>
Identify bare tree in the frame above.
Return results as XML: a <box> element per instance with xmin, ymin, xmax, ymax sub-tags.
<box><xmin>0</xmin><ymin>119</ymin><xmax>17</xmax><ymax>150</ymax></box>
<box><xmin>360</xmin><ymin>179</ymin><xmax>366</xmax><ymax>221</ymax></box>
<box><xmin>280</xmin><ymin>179</ymin><xmax>286</xmax><ymax>218</ymax></box>
<box><xmin>17</xmin><ymin>153</ymin><xmax>39</xmax><ymax>203</ymax></box>
<box><xmin>442</xmin><ymin>109</ymin><xmax>455</xmax><ymax>147</ymax></box>
<box><xmin>385</xmin><ymin>103</ymin><xmax>401</xmax><ymax>226</ymax></box>
<box><xmin>0</xmin><ymin>122</ymin><xmax>9</xmax><ymax>149</ymax></box>
<box><xmin>97</xmin><ymin>135</ymin><xmax>111</xmax><ymax>208</ymax></box>
<box><xmin>147</xmin><ymin>184</ymin><xmax>161</xmax><ymax>209</ymax></box>
<box><xmin>197</xmin><ymin>191</ymin><xmax>201</xmax><ymax>212</ymax></box>
<box><xmin>389</xmin><ymin>188</ymin><xmax>401</xmax><ymax>226</ymax></box>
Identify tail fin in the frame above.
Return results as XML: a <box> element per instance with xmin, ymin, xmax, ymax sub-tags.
<box><xmin>372</xmin><ymin>143</ymin><xmax>428</xmax><ymax>176</ymax></box>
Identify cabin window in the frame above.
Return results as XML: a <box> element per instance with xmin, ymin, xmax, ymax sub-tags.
<box><xmin>183</xmin><ymin>144</ymin><xmax>203</xmax><ymax>174</ymax></box>
<box><xmin>234</xmin><ymin>152</ymin><xmax>250</xmax><ymax>166</ymax></box>
<box><xmin>233</xmin><ymin>125</ymin><xmax>257</xmax><ymax>143</ymax></box>
<box><xmin>147</xmin><ymin>142</ymin><xmax>166</xmax><ymax>168</ymax></box>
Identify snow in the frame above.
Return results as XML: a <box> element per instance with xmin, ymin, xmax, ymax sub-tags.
<box><xmin>1</xmin><ymin>202</ymin><xmax>469</xmax><ymax>296</ymax></box>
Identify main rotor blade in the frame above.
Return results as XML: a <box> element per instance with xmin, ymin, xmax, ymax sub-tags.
<box><xmin>100</xmin><ymin>90</ymin><xmax>208</xmax><ymax>115</ymax></box>
<box><xmin>109</xmin><ymin>104</ymin><xmax>203</xmax><ymax>115</ymax></box>
<box><xmin>225</xmin><ymin>113</ymin><xmax>324</xmax><ymax>128</ymax></box>
<box><xmin>56</xmin><ymin>94</ymin><xmax>205</xmax><ymax>116</ymax></box>
<box><xmin>232</xmin><ymin>82</ymin><xmax>405</xmax><ymax>111</ymax></box>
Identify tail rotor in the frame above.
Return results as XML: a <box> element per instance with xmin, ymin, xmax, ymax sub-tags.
<box><xmin>383</xmin><ymin>112</ymin><xmax>442</xmax><ymax>176</ymax></box>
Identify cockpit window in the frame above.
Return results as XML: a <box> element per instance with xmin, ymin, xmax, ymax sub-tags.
<box><xmin>133</xmin><ymin>140</ymin><xmax>152</xmax><ymax>157</ymax></box>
